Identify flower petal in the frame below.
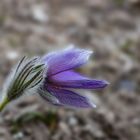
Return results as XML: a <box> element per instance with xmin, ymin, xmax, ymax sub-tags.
<box><xmin>38</xmin><ymin>87</ymin><xmax>60</xmax><ymax>105</ymax></box>
<box><xmin>50</xmin><ymin>71</ymin><xmax>109</xmax><ymax>89</ymax></box>
<box><xmin>50</xmin><ymin>70</ymin><xmax>87</xmax><ymax>81</ymax></box>
<box><xmin>43</xmin><ymin>45</ymin><xmax>92</xmax><ymax>76</ymax></box>
<box><xmin>43</xmin><ymin>85</ymin><xmax>96</xmax><ymax>108</ymax></box>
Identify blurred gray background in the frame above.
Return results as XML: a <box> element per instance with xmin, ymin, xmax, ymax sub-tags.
<box><xmin>0</xmin><ymin>0</ymin><xmax>140</xmax><ymax>140</ymax></box>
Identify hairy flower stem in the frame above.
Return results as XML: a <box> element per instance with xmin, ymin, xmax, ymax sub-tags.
<box><xmin>0</xmin><ymin>98</ymin><xmax>9</xmax><ymax>112</ymax></box>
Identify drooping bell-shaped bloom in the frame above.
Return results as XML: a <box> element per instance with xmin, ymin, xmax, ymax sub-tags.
<box><xmin>38</xmin><ymin>46</ymin><xmax>109</xmax><ymax>108</ymax></box>
<box><xmin>0</xmin><ymin>46</ymin><xmax>109</xmax><ymax>112</ymax></box>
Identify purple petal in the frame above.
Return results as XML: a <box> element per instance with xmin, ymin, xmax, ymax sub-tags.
<box><xmin>43</xmin><ymin>45</ymin><xmax>92</xmax><ymax>76</ymax></box>
<box><xmin>45</xmin><ymin>85</ymin><xmax>96</xmax><ymax>108</ymax></box>
<box><xmin>38</xmin><ymin>87</ymin><xmax>60</xmax><ymax>105</ymax></box>
<box><xmin>50</xmin><ymin>71</ymin><xmax>109</xmax><ymax>89</ymax></box>
<box><xmin>50</xmin><ymin>70</ymin><xmax>88</xmax><ymax>81</ymax></box>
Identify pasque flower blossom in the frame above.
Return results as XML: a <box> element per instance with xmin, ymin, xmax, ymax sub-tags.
<box><xmin>38</xmin><ymin>46</ymin><xmax>109</xmax><ymax>108</ymax></box>
<box><xmin>0</xmin><ymin>46</ymin><xmax>109</xmax><ymax>111</ymax></box>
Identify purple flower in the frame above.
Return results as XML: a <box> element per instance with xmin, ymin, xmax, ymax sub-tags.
<box><xmin>38</xmin><ymin>46</ymin><xmax>109</xmax><ymax>108</ymax></box>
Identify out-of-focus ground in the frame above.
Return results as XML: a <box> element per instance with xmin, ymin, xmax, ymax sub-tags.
<box><xmin>0</xmin><ymin>0</ymin><xmax>140</xmax><ymax>140</ymax></box>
